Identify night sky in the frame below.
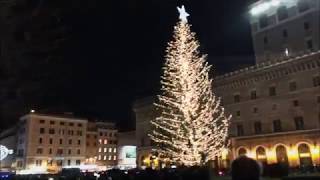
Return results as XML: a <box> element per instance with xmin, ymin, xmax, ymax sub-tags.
<box><xmin>2</xmin><ymin>0</ymin><xmax>257</xmax><ymax>131</ymax></box>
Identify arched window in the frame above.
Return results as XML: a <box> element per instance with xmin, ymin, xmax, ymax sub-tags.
<box><xmin>298</xmin><ymin>143</ymin><xmax>312</xmax><ymax>167</ymax></box>
<box><xmin>256</xmin><ymin>146</ymin><xmax>267</xmax><ymax>162</ymax></box>
<box><xmin>276</xmin><ymin>145</ymin><xmax>288</xmax><ymax>164</ymax></box>
<box><xmin>238</xmin><ymin>148</ymin><xmax>247</xmax><ymax>156</ymax></box>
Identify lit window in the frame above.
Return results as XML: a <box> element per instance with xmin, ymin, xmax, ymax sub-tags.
<box><xmin>108</xmin><ymin>156</ymin><xmax>112</xmax><ymax>160</ymax></box>
<box><xmin>109</xmin><ymin>148</ymin><xmax>112</xmax><ymax>153</ymax></box>
<box><xmin>104</xmin><ymin>148</ymin><xmax>107</xmax><ymax>153</ymax></box>
<box><xmin>98</xmin><ymin>148</ymin><xmax>102</xmax><ymax>153</ymax></box>
<box><xmin>99</xmin><ymin>139</ymin><xmax>102</xmax><ymax>144</ymax></box>
<box><xmin>98</xmin><ymin>155</ymin><xmax>101</xmax><ymax>160</ymax></box>
<box><xmin>104</xmin><ymin>139</ymin><xmax>108</xmax><ymax>144</ymax></box>
<box><xmin>113</xmin><ymin>156</ymin><xmax>117</xmax><ymax>161</ymax></box>
<box><xmin>113</xmin><ymin>148</ymin><xmax>117</xmax><ymax>153</ymax></box>
<box><xmin>103</xmin><ymin>156</ymin><xmax>107</xmax><ymax>160</ymax></box>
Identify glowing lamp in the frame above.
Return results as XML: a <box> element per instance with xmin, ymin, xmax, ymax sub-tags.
<box><xmin>0</xmin><ymin>145</ymin><xmax>13</xmax><ymax>161</ymax></box>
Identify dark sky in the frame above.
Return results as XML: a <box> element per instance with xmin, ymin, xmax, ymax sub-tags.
<box><xmin>65</xmin><ymin>0</ymin><xmax>257</xmax><ymax>131</ymax></box>
<box><xmin>2</xmin><ymin>0</ymin><xmax>257</xmax><ymax>131</ymax></box>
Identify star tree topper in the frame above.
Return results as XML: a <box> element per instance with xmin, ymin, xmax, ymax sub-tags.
<box><xmin>177</xmin><ymin>5</ymin><xmax>189</xmax><ymax>22</ymax></box>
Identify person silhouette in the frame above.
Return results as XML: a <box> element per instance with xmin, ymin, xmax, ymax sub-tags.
<box><xmin>231</xmin><ymin>155</ymin><xmax>261</xmax><ymax>180</ymax></box>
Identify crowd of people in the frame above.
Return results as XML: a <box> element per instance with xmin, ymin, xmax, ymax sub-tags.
<box><xmin>10</xmin><ymin>156</ymin><xmax>320</xmax><ymax>180</ymax></box>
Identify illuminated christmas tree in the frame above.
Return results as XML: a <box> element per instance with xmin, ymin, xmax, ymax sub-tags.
<box><xmin>149</xmin><ymin>6</ymin><xmax>230</xmax><ymax>166</ymax></box>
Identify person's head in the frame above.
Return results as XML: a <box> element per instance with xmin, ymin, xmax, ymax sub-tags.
<box><xmin>231</xmin><ymin>156</ymin><xmax>261</xmax><ymax>180</ymax></box>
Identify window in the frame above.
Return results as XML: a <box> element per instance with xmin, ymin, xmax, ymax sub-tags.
<box><xmin>49</xmin><ymin>128</ymin><xmax>55</xmax><ymax>134</ymax></box>
<box><xmin>237</xmin><ymin>124</ymin><xmax>244</xmax><ymax>136</ymax></box>
<box><xmin>259</xmin><ymin>15</ymin><xmax>269</xmax><ymax>28</ymax></box>
<box><xmin>40</xmin><ymin>128</ymin><xmax>45</xmax><ymax>134</ymax></box>
<box><xmin>69</xmin><ymin>123</ymin><xmax>74</xmax><ymax>126</ymax></box>
<box><xmin>77</xmin><ymin>131</ymin><xmax>82</xmax><ymax>136</ymax></box>
<box><xmin>113</xmin><ymin>156</ymin><xmax>117</xmax><ymax>161</ymax></box>
<box><xmin>100</xmin><ymin>132</ymin><xmax>103</xmax><ymax>136</ymax></box>
<box><xmin>298</xmin><ymin>1</ymin><xmax>310</xmax><ymax>12</ymax></box>
<box><xmin>39</xmin><ymin>120</ymin><xmax>45</xmax><ymax>124</ymax></box>
<box><xmin>109</xmin><ymin>148</ymin><xmax>112</xmax><ymax>153</ymax></box>
<box><xmin>234</xmin><ymin>94</ymin><xmax>240</xmax><ymax>103</ymax></box>
<box><xmin>78</xmin><ymin>140</ymin><xmax>81</xmax><ymax>145</ymax></box>
<box><xmin>50</xmin><ymin>121</ymin><xmax>55</xmax><ymax>125</ymax></box>
<box><xmin>49</xmin><ymin>148</ymin><xmax>52</xmax><ymax>154</ymax></box>
<box><xmin>60</xmin><ymin>122</ymin><xmax>65</xmax><ymax>126</ymax></box>
<box><xmin>57</xmin><ymin>149</ymin><xmax>63</xmax><ymax>155</ymax></box>
<box><xmin>104</xmin><ymin>139</ymin><xmax>108</xmax><ymax>145</ymax></box>
<box><xmin>57</xmin><ymin>160</ymin><xmax>63</xmax><ymax>166</ymax></box>
<box><xmin>39</xmin><ymin>138</ymin><xmax>42</xmax><ymax>144</ymax></box>
<box><xmin>236</xmin><ymin>111</ymin><xmax>241</xmax><ymax>117</ymax></box>
<box><xmin>69</xmin><ymin>139</ymin><xmax>72</xmax><ymax>145</ymax></box>
<box><xmin>77</xmin><ymin>149</ymin><xmax>81</xmax><ymax>154</ymax></box>
<box><xmin>272</xmin><ymin>104</ymin><xmax>277</xmax><ymax>110</ymax></box>
<box><xmin>313</xmin><ymin>76</ymin><xmax>320</xmax><ymax>87</ymax></box>
<box><xmin>35</xmin><ymin>160</ymin><xmax>42</xmax><ymax>166</ymax></box>
<box><xmin>289</xmin><ymin>81</ymin><xmax>297</xmax><ymax>91</ymax></box>
<box><xmin>76</xmin><ymin>160</ymin><xmax>81</xmax><ymax>165</ymax></box>
<box><xmin>263</xmin><ymin>36</ymin><xmax>268</xmax><ymax>45</ymax></box>
<box><xmin>78</xmin><ymin>123</ymin><xmax>82</xmax><ymax>127</ymax></box>
<box><xmin>304</xmin><ymin>22</ymin><xmax>310</xmax><ymax>30</ymax></box>
<box><xmin>269</xmin><ymin>86</ymin><xmax>277</xmax><ymax>96</ymax></box>
<box><xmin>98</xmin><ymin>148</ymin><xmax>102</xmax><ymax>153</ymax></box>
<box><xmin>293</xmin><ymin>100</ymin><xmax>299</xmax><ymax>107</ymax></box>
<box><xmin>36</xmin><ymin>148</ymin><xmax>43</xmax><ymax>154</ymax></box>
<box><xmin>104</xmin><ymin>148</ymin><xmax>107</xmax><ymax>153</ymax></box>
<box><xmin>108</xmin><ymin>156</ymin><xmax>112</xmax><ymax>161</ymax></box>
<box><xmin>254</xmin><ymin>122</ymin><xmax>262</xmax><ymax>134</ymax></box>
<box><xmin>49</xmin><ymin>138</ymin><xmax>53</xmax><ymax>144</ymax></box>
<box><xmin>113</xmin><ymin>148</ymin><xmax>117</xmax><ymax>153</ymax></box>
<box><xmin>277</xmin><ymin>6</ymin><xmax>288</xmax><ymax>21</ymax></box>
<box><xmin>98</xmin><ymin>155</ymin><xmax>101</xmax><ymax>160</ymax></box>
<box><xmin>99</xmin><ymin>139</ymin><xmax>102</xmax><ymax>144</ymax></box>
<box><xmin>282</xmin><ymin>29</ymin><xmax>288</xmax><ymax>38</ymax></box>
<box><xmin>68</xmin><ymin>149</ymin><xmax>72</xmax><ymax>155</ymax></box>
<box><xmin>251</xmin><ymin>90</ymin><xmax>257</xmax><ymax>100</ymax></box>
<box><xmin>104</xmin><ymin>156</ymin><xmax>107</xmax><ymax>160</ymax></box>
<box><xmin>253</xmin><ymin>107</ymin><xmax>258</xmax><ymax>114</ymax></box>
<box><xmin>294</xmin><ymin>116</ymin><xmax>304</xmax><ymax>130</ymax></box>
<box><xmin>306</xmin><ymin>39</ymin><xmax>313</xmax><ymax>50</ymax></box>
<box><xmin>273</xmin><ymin>120</ymin><xmax>282</xmax><ymax>132</ymax></box>
<box><xmin>67</xmin><ymin>160</ymin><xmax>71</xmax><ymax>166</ymax></box>
<box><xmin>59</xmin><ymin>139</ymin><xmax>63</xmax><ymax>145</ymax></box>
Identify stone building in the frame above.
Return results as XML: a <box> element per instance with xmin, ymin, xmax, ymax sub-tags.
<box><xmin>15</xmin><ymin>113</ymin><xmax>88</xmax><ymax>173</ymax></box>
<box><xmin>133</xmin><ymin>96</ymin><xmax>158</xmax><ymax>168</ymax></box>
<box><xmin>86</xmin><ymin>121</ymin><xmax>118</xmax><ymax>169</ymax></box>
<box><xmin>134</xmin><ymin>0</ymin><xmax>320</xmax><ymax>168</ymax></box>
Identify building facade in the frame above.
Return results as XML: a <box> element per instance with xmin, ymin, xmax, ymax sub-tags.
<box><xmin>133</xmin><ymin>0</ymin><xmax>320</xmax><ymax>169</ymax></box>
<box><xmin>15</xmin><ymin>113</ymin><xmax>88</xmax><ymax>173</ymax></box>
<box><xmin>95</xmin><ymin>122</ymin><xmax>118</xmax><ymax>168</ymax></box>
<box><xmin>133</xmin><ymin>97</ymin><xmax>159</xmax><ymax>168</ymax></box>
<box><xmin>250</xmin><ymin>0</ymin><xmax>319</xmax><ymax>63</ymax></box>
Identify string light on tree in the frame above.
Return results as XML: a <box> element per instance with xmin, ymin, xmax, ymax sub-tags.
<box><xmin>149</xmin><ymin>5</ymin><xmax>231</xmax><ymax>166</ymax></box>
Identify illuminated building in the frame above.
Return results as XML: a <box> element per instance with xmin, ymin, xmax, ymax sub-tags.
<box><xmin>133</xmin><ymin>97</ymin><xmax>159</xmax><ymax>168</ymax></box>
<box><xmin>86</xmin><ymin>122</ymin><xmax>118</xmax><ymax>169</ymax></box>
<box><xmin>249</xmin><ymin>0</ymin><xmax>320</xmax><ymax>63</ymax></box>
<box><xmin>134</xmin><ymin>0</ymin><xmax>320</xmax><ymax>169</ymax></box>
<box><xmin>15</xmin><ymin>113</ymin><xmax>88</xmax><ymax>173</ymax></box>
<box><xmin>214</xmin><ymin>0</ymin><xmax>320</xmax><ymax>168</ymax></box>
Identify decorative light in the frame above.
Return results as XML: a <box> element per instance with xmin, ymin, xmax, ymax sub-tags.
<box><xmin>148</xmin><ymin>6</ymin><xmax>230</xmax><ymax>166</ymax></box>
<box><xmin>30</xmin><ymin>109</ymin><xmax>35</xmax><ymax>113</ymax></box>
<box><xmin>0</xmin><ymin>145</ymin><xmax>13</xmax><ymax>161</ymax></box>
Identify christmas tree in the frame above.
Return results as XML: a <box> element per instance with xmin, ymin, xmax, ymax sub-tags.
<box><xmin>149</xmin><ymin>6</ymin><xmax>230</xmax><ymax>166</ymax></box>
